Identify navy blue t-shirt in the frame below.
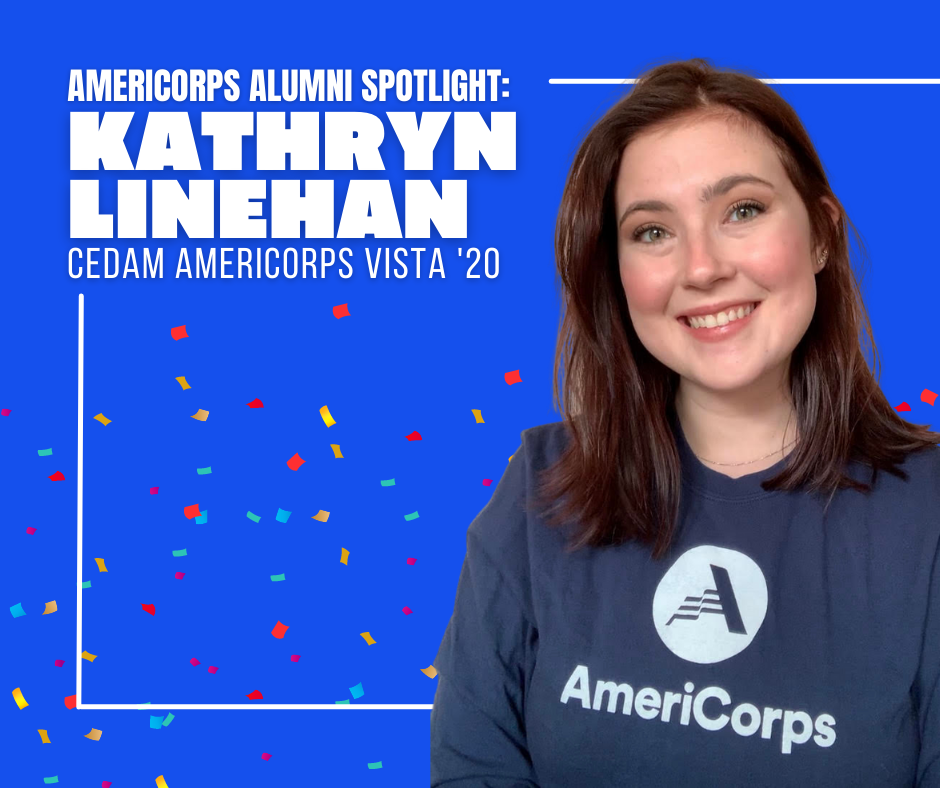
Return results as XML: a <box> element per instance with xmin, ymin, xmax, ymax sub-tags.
<box><xmin>431</xmin><ymin>415</ymin><xmax>940</xmax><ymax>786</ymax></box>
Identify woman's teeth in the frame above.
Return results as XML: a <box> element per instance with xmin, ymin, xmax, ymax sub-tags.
<box><xmin>684</xmin><ymin>302</ymin><xmax>757</xmax><ymax>329</ymax></box>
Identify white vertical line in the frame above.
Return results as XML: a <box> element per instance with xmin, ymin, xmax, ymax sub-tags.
<box><xmin>77</xmin><ymin>293</ymin><xmax>84</xmax><ymax>706</ymax></box>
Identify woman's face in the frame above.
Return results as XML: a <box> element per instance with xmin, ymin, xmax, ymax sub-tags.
<box><xmin>614</xmin><ymin>114</ymin><xmax>835</xmax><ymax>399</ymax></box>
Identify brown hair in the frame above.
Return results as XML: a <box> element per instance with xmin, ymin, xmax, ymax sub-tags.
<box><xmin>530</xmin><ymin>57</ymin><xmax>940</xmax><ymax>560</ymax></box>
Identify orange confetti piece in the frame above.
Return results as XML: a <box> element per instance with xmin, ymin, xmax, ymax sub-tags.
<box><xmin>320</xmin><ymin>405</ymin><xmax>336</xmax><ymax>427</ymax></box>
<box><xmin>175</xmin><ymin>376</ymin><xmax>191</xmax><ymax>390</ymax></box>
<box><xmin>84</xmin><ymin>727</ymin><xmax>102</xmax><ymax>741</ymax></box>
<box><xmin>48</xmin><ymin>471</ymin><xmax>65</xmax><ymax>481</ymax></box>
<box><xmin>330</xmin><ymin>444</ymin><xmax>343</xmax><ymax>458</ymax></box>
<box><xmin>156</xmin><ymin>776</ymin><xmax>170</xmax><ymax>788</ymax></box>
<box><xmin>246</xmin><ymin>398</ymin><xmax>264</xmax><ymax>408</ymax></box>
<box><xmin>42</xmin><ymin>600</ymin><xmax>57</xmax><ymax>615</ymax></box>
<box><xmin>95</xmin><ymin>557</ymin><xmax>108</xmax><ymax>572</ymax></box>
<box><xmin>922</xmin><ymin>389</ymin><xmax>938</xmax><ymax>406</ymax></box>
<box><xmin>311</xmin><ymin>510</ymin><xmax>330</xmax><ymax>522</ymax></box>
<box><xmin>81</xmin><ymin>651</ymin><xmax>96</xmax><ymax>662</ymax></box>
<box><xmin>421</xmin><ymin>665</ymin><xmax>438</xmax><ymax>679</ymax></box>
<box><xmin>63</xmin><ymin>695</ymin><xmax>77</xmax><ymax>709</ymax></box>
<box><xmin>271</xmin><ymin>620</ymin><xmax>289</xmax><ymax>639</ymax></box>
<box><xmin>38</xmin><ymin>729</ymin><xmax>50</xmax><ymax>743</ymax></box>
<box><xmin>12</xmin><ymin>687</ymin><xmax>28</xmax><ymax>709</ymax></box>
<box><xmin>246</xmin><ymin>690</ymin><xmax>264</xmax><ymax>700</ymax></box>
<box><xmin>93</xmin><ymin>413</ymin><xmax>111</xmax><ymax>425</ymax></box>
<box><xmin>406</xmin><ymin>430</ymin><xmax>422</xmax><ymax>441</ymax></box>
<box><xmin>333</xmin><ymin>303</ymin><xmax>350</xmax><ymax>318</ymax></box>
<box><xmin>286</xmin><ymin>452</ymin><xmax>305</xmax><ymax>471</ymax></box>
<box><xmin>360</xmin><ymin>632</ymin><xmax>376</xmax><ymax>645</ymax></box>
<box><xmin>171</xmin><ymin>325</ymin><xmax>188</xmax><ymax>340</ymax></box>
<box><xmin>340</xmin><ymin>548</ymin><xmax>349</xmax><ymax>565</ymax></box>
<box><xmin>191</xmin><ymin>409</ymin><xmax>209</xmax><ymax>421</ymax></box>
<box><xmin>183</xmin><ymin>503</ymin><xmax>201</xmax><ymax>519</ymax></box>
<box><xmin>471</xmin><ymin>409</ymin><xmax>484</xmax><ymax>423</ymax></box>
<box><xmin>504</xmin><ymin>369</ymin><xmax>522</xmax><ymax>385</ymax></box>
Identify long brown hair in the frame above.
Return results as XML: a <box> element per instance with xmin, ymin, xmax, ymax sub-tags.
<box><xmin>530</xmin><ymin>57</ymin><xmax>940</xmax><ymax>560</ymax></box>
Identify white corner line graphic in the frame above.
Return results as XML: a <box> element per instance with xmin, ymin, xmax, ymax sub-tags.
<box><xmin>548</xmin><ymin>78</ymin><xmax>940</xmax><ymax>85</ymax></box>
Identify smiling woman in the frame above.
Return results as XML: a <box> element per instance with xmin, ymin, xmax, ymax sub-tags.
<box><xmin>431</xmin><ymin>57</ymin><xmax>940</xmax><ymax>788</ymax></box>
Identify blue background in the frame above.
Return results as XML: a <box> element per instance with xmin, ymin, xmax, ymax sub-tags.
<box><xmin>3</xmin><ymin>1</ymin><xmax>940</xmax><ymax>784</ymax></box>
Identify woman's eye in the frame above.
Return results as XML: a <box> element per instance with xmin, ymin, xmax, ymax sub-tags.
<box><xmin>728</xmin><ymin>200</ymin><xmax>764</xmax><ymax>222</ymax></box>
<box><xmin>630</xmin><ymin>200</ymin><xmax>765</xmax><ymax>244</ymax></box>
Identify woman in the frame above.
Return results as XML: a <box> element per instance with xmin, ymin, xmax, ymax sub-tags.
<box><xmin>429</xmin><ymin>58</ymin><xmax>940</xmax><ymax>787</ymax></box>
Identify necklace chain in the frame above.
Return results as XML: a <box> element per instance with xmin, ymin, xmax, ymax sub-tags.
<box><xmin>693</xmin><ymin>437</ymin><xmax>799</xmax><ymax>467</ymax></box>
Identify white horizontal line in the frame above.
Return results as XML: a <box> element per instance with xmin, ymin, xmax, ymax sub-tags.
<box><xmin>77</xmin><ymin>703</ymin><xmax>434</xmax><ymax>710</ymax></box>
<box><xmin>549</xmin><ymin>78</ymin><xmax>940</xmax><ymax>85</ymax></box>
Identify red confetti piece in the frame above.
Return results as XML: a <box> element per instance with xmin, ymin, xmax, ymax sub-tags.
<box><xmin>290</xmin><ymin>654</ymin><xmax>300</xmax><ymax>662</ymax></box>
<box><xmin>141</xmin><ymin>603</ymin><xmax>155</xmax><ymax>616</ymax></box>
<box><xmin>482</xmin><ymin>479</ymin><xmax>493</xmax><ymax>486</ymax></box>
<box><xmin>64</xmin><ymin>695</ymin><xmax>77</xmax><ymax>709</ymax></box>
<box><xmin>150</xmin><ymin>486</ymin><xmax>159</xmax><ymax>494</ymax></box>
<box><xmin>174</xmin><ymin>572</ymin><xmax>185</xmax><ymax>579</ymax></box>
<box><xmin>246</xmin><ymin>398</ymin><xmax>264</xmax><ymax>408</ymax></box>
<box><xmin>922</xmin><ymin>389</ymin><xmax>938</xmax><ymax>406</ymax></box>
<box><xmin>286</xmin><ymin>452</ymin><xmax>305</xmax><ymax>471</ymax></box>
<box><xmin>171</xmin><ymin>324</ymin><xmax>188</xmax><ymax>340</ymax></box>
<box><xmin>1</xmin><ymin>409</ymin><xmax>10</xmax><ymax>416</ymax></box>
<box><xmin>183</xmin><ymin>503</ymin><xmax>201</xmax><ymax>519</ymax></box>
<box><xmin>261</xmin><ymin>753</ymin><xmax>272</xmax><ymax>761</ymax></box>
<box><xmin>895</xmin><ymin>402</ymin><xmax>911</xmax><ymax>412</ymax></box>
<box><xmin>403</xmin><ymin>606</ymin><xmax>412</xmax><ymax>615</ymax></box>
<box><xmin>190</xmin><ymin>658</ymin><xmax>200</xmax><ymax>666</ymax></box>
<box><xmin>406</xmin><ymin>430</ymin><xmax>422</xmax><ymax>441</ymax></box>
<box><xmin>406</xmin><ymin>557</ymin><xmax>416</xmax><ymax>565</ymax></box>
<box><xmin>54</xmin><ymin>660</ymin><xmax>64</xmax><ymax>667</ymax></box>
<box><xmin>271</xmin><ymin>620</ymin><xmax>289</xmax><ymax>639</ymax></box>
<box><xmin>246</xmin><ymin>689</ymin><xmax>264</xmax><ymax>700</ymax></box>
<box><xmin>48</xmin><ymin>471</ymin><xmax>65</xmax><ymax>481</ymax></box>
<box><xmin>208</xmin><ymin>666</ymin><xmax>218</xmax><ymax>674</ymax></box>
<box><xmin>333</xmin><ymin>303</ymin><xmax>350</xmax><ymax>319</ymax></box>
<box><xmin>26</xmin><ymin>527</ymin><xmax>37</xmax><ymax>535</ymax></box>
<box><xmin>504</xmin><ymin>369</ymin><xmax>522</xmax><ymax>385</ymax></box>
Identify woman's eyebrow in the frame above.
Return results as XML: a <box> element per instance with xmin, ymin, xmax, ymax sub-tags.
<box><xmin>617</xmin><ymin>173</ymin><xmax>776</xmax><ymax>228</ymax></box>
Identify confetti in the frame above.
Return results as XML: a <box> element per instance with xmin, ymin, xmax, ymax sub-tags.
<box><xmin>38</xmin><ymin>729</ymin><xmax>51</xmax><ymax>743</ymax></box>
<box><xmin>43</xmin><ymin>600</ymin><xmax>57</xmax><ymax>615</ymax></box>
<box><xmin>94</xmin><ymin>413</ymin><xmax>111</xmax><ymax>425</ymax></box>
<box><xmin>380</xmin><ymin>478</ymin><xmax>395</xmax><ymax>486</ymax></box>
<box><xmin>150</xmin><ymin>715</ymin><xmax>164</xmax><ymax>729</ymax></box>
<box><xmin>311</xmin><ymin>510</ymin><xmax>329</xmax><ymax>522</ymax></box>
<box><xmin>406</xmin><ymin>430</ymin><xmax>422</xmax><ymax>441</ymax></box>
<box><xmin>270</xmin><ymin>573</ymin><xmax>285</xmax><ymax>582</ymax></box>
<box><xmin>12</xmin><ymin>687</ymin><xmax>28</xmax><ymax>709</ymax></box>
<box><xmin>174</xmin><ymin>572</ymin><xmax>185</xmax><ymax>579</ymax></box>
<box><xmin>336</xmin><ymin>699</ymin><xmax>350</xmax><ymax>704</ymax></box>
<box><xmin>162</xmin><ymin>712</ymin><xmax>175</xmax><ymax>727</ymax></box>
<box><xmin>171</xmin><ymin>324</ymin><xmax>189</xmax><ymax>340</ymax></box>
<box><xmin>421</xmin><ymin>665</ymin><xmax>438</xmax><ymax>679</ymax></box>
<box><xmin>368</xmin><ymin>761</ymin><xmax>383</xmax><ymax>769</ymax></box>
<box><xmin>63</xmin><ymin>695</ymin><xmax>77</xmax><ymax>709</ymax></box>
<box><xmin>175</xmin><ymin>376</ymin><xmax>191</xmax><ymax>389</ymax></box>
<box><xmin>183</xmin><ymin>503</ymin><xmax>201</xmax><ymax>519</ymax></box>
<box><xmin>275</xmin><ymin>508</ymin><xmax>291</xmax><ymax>523</ymax></box>
<box><xmin>104</xmin><ymin>782</ymin><xmax>113</xmax><ymax>788</ymax></box>
<box><xmin>246</xmin><ymin>690</ymin><xmax>264</xmax><ymax>700</ymax></box>
<box><xmin>471</xmin><ymin>409</ymin><xmax>485</xmax><ymax>423</ymax></box>
<box><xmin>82</xmin><ymin>581</ymin><xmax>91</xmax><ymax>589</ymax></box>
<box><xmin>896</xmin><ymin>402</ymin><xmax>911</xmax><ymax>412</ymax></box>
<box><xmin>261</xmin><ymin>752</ymin><xmax>273</xmax><ymax>761</ymax></box>
<box><xmin>38</xmin><ymin>448</ymin><xmax>52</xmax><ymax>456</ymax></box>
<box><xmin>82</xmin><ymin>651</ymin><xmax>97</xmax><ymax>661</ymax></box>
<box><xmin>406</xmin><ymin>557</ymin><xmax>416</xmax><ymax>565</ymax></box>
<box><xmin>191</xmin><ymin>409</ymin><xmax>209</xmax><ymax>421</ymax></box>
<box><xmin>360</xmin><ymin>632</ymin><xmax>376</xmax><ymax>645</ymax></box>
<box><xmin>350</xmin><ymin>682</ymin><xmax>364</xmax><ymax>699</ymax></box>
<box><xmin>172</xmin><ymin>549</ymin><xmax>187</xmax><ymax>557</ymax></box>
<box><xmin>330</xmin><ymin>443</ymin><xmax>343</xmax><ymax>458</ymax></box>
<box><xmin>246</xmin><ymin>398</ymin><xmax>264</xmax><ymax>408</ymax></box>
<box><xmin>95</xmin><ymin>557</ymin><xmax>108</xmax><ymax>572</ymax></box>
<box><xmin>190</xmin><ymin>658</ymin><xmax>200</xmax><ymax>666</ymax></box>
<box><xmin>196</xmin><ymin>466</ymin><xmax>212</xmax><ymax>474</ymax></box>
<box><xmin>403</xmin><ymin>606</ymin><xmax>413</xmax><ymax>615</ymax></box>
<box><xmin>340</xmin><ymin>548</ymin><xmax>349</xmax><ymax>565</ymax></box>
<box><xmin>271</xmin><ymin>621</ymin><xmax>289</xmax><ymax>639</ymax></box>
<box><xmin>286</xmin><ymin>452</ymin><xmax>305</xmax><ymax>471</ymax></box>
<box><xmin>43</xmin><ymin>778</ymin><xmax>58</xmax><ymax>785</ymax></box>
<box><xmin>320</xmin><ymin>405</ymin><xmax>336</xmax><ymax>427</ymax></box>
<box><xmin>54</xmin><ymin>659</ymin><xmax>64</xmax><ymax>667</ymax></box>
<box><xmin>49</xmin><ymin>471</ymin><xmax>65</xmax><ymax>481</ymax></box>
<box><xmin>0</xmin><ymin>409</ymin><xmax>9</xmax><ymax>416</ymax></box>
<box><xmin>333</xmin><ymin>303</ymin><xmax>350</xmax><ymax>318</ymax></box>
<box><xmin>150</xmin><ymin>486</ymin><xmax>159</xmax><ymax>494</ymax></box>
<box><xmin>10</xmin><ymin>602</ymin><xmax>25</xmax><ymax>618</ymax></box>
<box><xmin>195</xmin><ymin>509</ymin><xmax>208</xmax><ymax>524</ymax></box>
<box><xmin>482</xmin><ymin>479</ymin><xmax>493</xmax><ymax>486</ymax></box>
<box><xmin>404</xmin><ymin>511</ymin><xmax>419</xmax><ymax>521</ymax></box>
<box><xmin>138</xmin><ymin>702</ymin><xmax>151</xmax><ymax>709</ymax></box>
<box><xmin>247</xmin><ymin>511</ymin><xmax>261</xmax><ymax>522</ymax></box>
<box><xmin>208</xmin><ymin>666</ymin><xmax>218</xmax><ymax>674</ymax></box>
<box><xmin>923</xmin><ymin>389</ymin><xmax>938</xmax><ymax>406</ymax></box>
<box><xmin>504</xmin><ymin>369</ymin><xmax>522</xmax><ymax>385</ymax></box>
<box><xmin>141</xmin><ymin>603</ymin><xmax>156</xmax><ymax>616</ymax></box>
<box><xmin>85</xmin><ymin>727</ymin><xmax>103</xmax><ymax>741</ymax></box>
<box><xmin>26</xmin><ymin>527</ymin><xmax>37</xmax><ymax>534</ymax></box>
<box><xmin>290</xmin><ymin>654</ymin><xmax>300</xmax><ymax>662</ymax></box>
<box><xmin>156</xmin><ymin>775</ymin><xmax>170</xmax><ymax>788</ymax></box>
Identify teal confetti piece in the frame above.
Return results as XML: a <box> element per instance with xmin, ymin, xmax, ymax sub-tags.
<box><xmin>10</xmin><ymin>602</ymin><xmax>25</xmax><ymax>618</ymax></box>
<box><xmin>137</xmin><ymin>702</ymin><xmax>151</xmax><ymax>710</ymax></box>
<box><xmin>270</xmin><ymin>573</ymin><xmax>285</xmax><ymax>582</ymax></box>
<box><xmin>404</xmin><ymin>511</ymin><xmax>419</xmax><ymax>521</ymax></box>
<box><xmin>43</xmin><ymin>778</ymin><xmax>59</xmax><ymax>785</ymax></box>
<box><xmin>350</xmin><ymin>682</ymin><xmax>364</xmax><ymax>699</ymax></box>
<box><xmin>196</xmin><ymin>466</ymin><xmax>212</xmax><ymax>474</ymax></box>
<box><xmin>335</xmin><ymin>699</ymin><xmax>350</xmax><ymax>704</ymax></box>
<box><xmin>367</xmin><ymin>761</ymin><xmax>383</xmax><ymax>770</ymax></box>
<box><xmin>172</xmin><ymin>549</ymin><xmax>187</xmax><ymax>557</ymax></box>
<box><xmin>162</xmin><ymin>712</ymin><xmax>175</xmax><ymax>727</ymax></box>
<box><xmin>82</xmin><ymin>581</ymin><xmax>91</xmax><ymax>589</ymax></box>
<box><xmin>150</xmin><ymin>715</ymin><xmax>164</xmax><ymax>729</ymax></box>
<box><xmin>195</xmin><ymin>509</ymin><xmax>208</xmax><ymax>524</ymax></box>
<box><xmin>380</xmin><ymin>478</ymin><xmax>395</xmax><ymax>486</ymax></box>
<box><xmin>276</xmin><ymin>508</ymin><xmax>291</xmax><ymax>523</ymax></box>
<box><xmin>37</xmin><ymin>448</ymin><xmax>52</xmax><ymax>456</ymax></box>
<box><xmin>247</xmin><ymin>511</ymin><xmax>261</xmax><ymax>523</ymax></box>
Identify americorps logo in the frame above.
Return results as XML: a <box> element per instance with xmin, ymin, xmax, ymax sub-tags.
<box><xmin>653</xmin><ymin>544</ymin><xmax>768</xmax><ymax>664</ymax></box>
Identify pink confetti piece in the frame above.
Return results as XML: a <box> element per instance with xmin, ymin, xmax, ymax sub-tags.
<box><xmin>261</xmin><ymin>753</ymin><xmax>272</xmax><ymax>761</ymax></box>
<box><xmin>190</xmin><ymin>658</ymin><xmax>200</xmax><ymax>666</ymax></box>
<box><xmin>403</xmin><ymin>606</ymin><xmax>413</xmax><ymax>615</ymax></box>
<box><xmin>208</xmin><ymin>665</ymin><xmax>218</xmax><ymax>674</ymax></box>
<box><xmin>482</xmin><ymin>479</ymin><xmax>493</xmax><ymax>486</ymax></box>
<box><xmin>406</xmin><ymin>557</ymin><xmax>416</xmax><ymax>565</ymax></box>
<box><xmin>175</xmin><ymin>572</ymin><xmax>185</xmax><ymax>579</ymax></box>
<box><xmin>54</xmin><ymin>659</ymin><xmax>64</xmax><ymax>667</ymax></box>
<box><xmin>290</xmin><ymin>654</ymin><xmax>301</xmax><ymax>662</ymax></box>
<box><xmin>1</xmin><ymin>409</ymin><xmax>10</xmax><ymax>416</ymax></box>
<box><xmin>150</xmin><ymin>486</ymin><xmax>159</xmax><ymax>494</ymax></box>
<box><xmin>26</xmin><ymin>527</ymin><xmax>37</xmax><ymax>535</ymax></box>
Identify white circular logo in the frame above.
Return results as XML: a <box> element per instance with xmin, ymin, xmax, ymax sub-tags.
<box><xmin>652</xmin><ymin>545</ymin><xmax>768</xmax><ymax>664</ymax></box>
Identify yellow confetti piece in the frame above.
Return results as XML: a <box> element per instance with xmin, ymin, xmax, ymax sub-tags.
<box><xmin>156</xmin><ymin>776</ymin><xmax>170</xmax><ymax>788</ymax></box>
<box><xmin>320</xmin><ymin>405</ymin><xmax>336</xmax><ymax>427</ymax></box>
<box><xmin>312</xmin><ymin>510</ymin><xmax>330</xmax><ymax>522</ymax></box>
<box><xmin>93</xmin><ymin>413</ymin><xmax>111</xmax><ymax>425</ymax></box>
<box><xmin>175</xmin><ymin>376</ymin><xmax>191</xmax><ymax>390</ymax></box>
<box><xmin>191</xmin><ymin>409</ymin><xmax>209</xmax><ymax>421</ymax></box>
<box><xmin>508</xmin><ymin>454</ymin><xmax>513</xmax><ymax>462</ymax></box>
<box><xmin>421</xmin><ymin>665</ymin><xmax>438</xmax><ymax>679</ymax></box>
<box><xmin>471</xmin><ymin>409</ymin><xmax>484</xmax><ymax>423</ymax></box>
<box><xmin>81</xmin><ymin>651</ymin><xmax>97</xmax><ymax>662</ymax></box>
<box><xmin>42</xmin><ymin>600</ymin><xmax>57</xmax><ymax>615</ymax></box>
<box><xmin>340</xmin><ymin>548</ymin><xmax>349</xmax><ymax>565</ymax></box>
<box><xmin>330</xmin><ymin>444</ymin><xmax>343</xmax><ymax>458</ymax></box>
<box><xmin>95</xmin><ymin>557</ymin><xmax>108</xmax><ymax>572</ymax></box>
<box><xmin>84</xmin><ymin>728</ymin><xmax>102</xmax><ymax>741</ymax></box>
<box><xmin>360</xmin><ymin>632</ymin><xmax>376</xmax><ymax>645</ymax></box>
<box><xmin>12</xmin><ymin>687</ymin><xmax>28</xmax><ymax>709</ymax></box>
<box><xmin>38</xmin><ymin>729</ymin><xmax>51</xmax><ymax>743</ymax></box>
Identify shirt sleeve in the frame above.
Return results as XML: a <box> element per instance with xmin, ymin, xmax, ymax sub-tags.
<box><xmin>430</xmin><ymin>442</ymin><xmax>540</xmax><ymax>787</ymax></box>
<box><xmin>916</xmin><ymin>533</ymin><xmax>940</xmax><ymax>786</ymax></box>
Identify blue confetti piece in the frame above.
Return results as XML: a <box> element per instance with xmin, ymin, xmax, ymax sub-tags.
<box><xmin>195</xmin><ymin>509</ymin><xmax>208</xmax><ymax>524</ymax></box>
<box><xmin>350</xmin><ymin>682</ymin><xmax>364</xmax><ymax>699</ymax></box>
<box><xmin>276</xmin><ymin>508</ymin><xmax>291</xmax><ymax>523</ymax></box>
<box><xmin>150</xmin><ymin>715</ymin><xmax>164</xmax><ymax>729</ymax></box>
<box><xmin>10</xmin><ymin>602</ymin><xmax>25</xmax><ymax>618</ymax></box>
